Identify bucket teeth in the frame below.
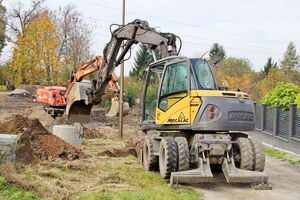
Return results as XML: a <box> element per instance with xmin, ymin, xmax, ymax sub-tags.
<box><xmin>170</xmin><ymin>159</ymin><xmax>213</xmax><ymax>186</ymax></box>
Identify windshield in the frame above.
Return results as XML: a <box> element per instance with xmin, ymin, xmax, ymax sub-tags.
<box><xmin>190</xmin><ymin>58</ymin><xmax>216</xmax><ymax>90</ymax></box>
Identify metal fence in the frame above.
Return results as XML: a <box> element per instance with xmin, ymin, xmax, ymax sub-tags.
<box><xmin>254</xmin><ymin>104</ymin><xmax>300</xmax><ymax>154</ymax></box>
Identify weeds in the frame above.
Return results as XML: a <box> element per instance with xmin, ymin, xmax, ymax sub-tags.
<box><xmin>0</xmin><ymin>176</ymin><xmax>40</xmax><ymax>200</ymax></box>
<box><xmin>264</xmin><ymin>147</ymin><xmax>300</xmax><ymax>166</ymax></box>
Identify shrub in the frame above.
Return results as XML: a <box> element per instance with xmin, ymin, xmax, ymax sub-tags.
<box><xmin>261</xmin><ymin>82</ymin><xmax>300</xmax><ymax>110</ymax></box>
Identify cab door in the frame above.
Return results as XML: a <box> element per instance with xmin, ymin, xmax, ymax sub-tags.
<box><xmin>156</xmin><ymin>61</ymin><xmax>191</xmax><ymax>124</ymax></box>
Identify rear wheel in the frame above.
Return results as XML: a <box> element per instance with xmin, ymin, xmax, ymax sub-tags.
<box><xmin>159</xmin><ymin>137</ymin><xmax>178</xmax><ymax>179</ymax></box>
<box><xmin>142</xmin><ymin>139</ymin><xmax>159</xmax><ymax>171</ymax></box>
<box><xmin>234</xmin><ymin>137</ymin><xmax>255</xmax><ymax>170</ymax></box>
<box><xmin>249</xmin><ymin>138</ymin><xmax>265</xmax><ymax>172</ymax></box>
<box><xmin>175</xmin><ymin>137</ymin><xmax>189</xmax><ymax>171</ymax></box>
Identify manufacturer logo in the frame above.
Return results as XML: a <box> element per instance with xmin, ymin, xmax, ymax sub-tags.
<box><xmin>167</xmin><ymin>112</ymin><xmax>189</xmax><ymax>123</ymax></box>
<box><xmin>228</xmin><ymin>112</ymin><xmax>254</xmax><ymax>121</ymax></box>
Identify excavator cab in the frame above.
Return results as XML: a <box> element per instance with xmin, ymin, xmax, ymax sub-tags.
<box><xmin>142</xmin><ymin>56</ymin><xmax>217</xmax><ymax>125</ymax></box>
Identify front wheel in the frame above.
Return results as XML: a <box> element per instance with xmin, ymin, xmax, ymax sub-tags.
<box><xmin>234</xmin><ymin>137</ymin><xmax>255</xmax><ymax>170</ymax></box>
<box><xmin>249</xmin><ymin>138</ymin><xmax>265</xmax><ymax>172</ymax></box>
<box><xmin>159</xmin><ymin>137</ymin><xmax>178</xmax><ymax>179</ymax></box>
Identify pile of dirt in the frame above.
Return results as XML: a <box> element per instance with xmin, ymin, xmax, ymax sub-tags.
<box><xmin>97</xmin><ymin>146</ymin><xmax>137</xmax><ymax>158</ymax></box>
<box><xmin>82</xmin><ymin>127</ymin><xmax>107</xmax><ymax>139</ymax></box>
<box><xmin>17</xmin><ymin>85</ymin><xmax>41</xmax><ymax>96</ymax></box>
<box><xmin>90</xmin><ymin>108</ymin><xmax>118</xmax><ymax>125</ymax></box>
<box><xmin>0</xmin><ymin>114</ymin><xmax>83</xmax><ymax>164</ymax></box>
<box><xmin>23</xmin><ymin>107</ymin><xmax>54</xmax><ymax>128</ymax></box>
<box><xmin>0</xmin><ymin>107</ymin><xmax>53</xmax><ymax>131</ymax></box>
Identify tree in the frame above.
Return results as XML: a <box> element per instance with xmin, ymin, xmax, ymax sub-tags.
<box><xmin>295</xmin><ymin>94</ymin><xmax>300</xmax><ymax>108</ymax></box>
<box><xmin>218</xmin><ymin>57</ymin><xmax>252</xmax><ymax>77</ymax></box>
<box><xmin>8</xmin><ymin>0</ymin><xmax>45</xmax><ymax>37</ymax></box>
<box><xmin>280</xmin><ymin>42</ymin><xmax>300</xmax><ymax>70</ymax></box>
<box><xmin>0</xmin><ymin>0</ymin><xmax>6</xmax><ymax>55</ymax></box>
<box><xmin>10</xmin><ymin>12</ymin><xmax>60</xmax><ymax>86</ymax></box>
<box><xmin>130</xmin><ymin>44</ymin><xmax>158</xmax><ymax>80</ymax></box>
<box><xmin>55</xmin><ymin>5</ymin><xmax>93</xmax><ymax>73</ymax></box>
<box><xmin>209</xmin><ymin>43</ymin><xmax>226</xmax><ymax>65</ymax></box>
<box><xmin>261</xmin><ymin>82</ymin><xmax>300</xmax><ymax>110</ymax></box>
<box><xmin>263</xmin><ymin>57</ymin><xmax>277</xmax><ymax>76</ymax></box>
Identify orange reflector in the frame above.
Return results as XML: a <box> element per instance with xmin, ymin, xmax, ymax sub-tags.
<box><xmin>209</xmin><ymin>113</ymin><xmax>214</xmax><ymax>119</ymax></box>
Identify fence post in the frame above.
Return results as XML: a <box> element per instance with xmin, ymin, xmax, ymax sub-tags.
<box><xmin>289</xmin><ymin>104</ymin><xmax>297</xmax><ymax>140</ymax></box>
<box><xmin>261</xmin><ymin>104</ymin><xmax>267</xmax><ymax>131</ymax></box>
<box><xmin>274</xmin><ymin>106</ymin><xmax>280</xmax><ymax>137</ymax></box>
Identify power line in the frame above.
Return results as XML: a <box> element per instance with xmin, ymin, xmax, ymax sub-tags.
<box><xmin>74</xmin><ymin>0</ymin><xmax>293</xmax><ymax>44</ymax></box>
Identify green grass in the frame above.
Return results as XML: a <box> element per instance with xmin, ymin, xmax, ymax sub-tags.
<box><xmin>0</xmin><ymin>85</ymin><xmax>7</xmax><ymax>92</ymax></box>
<box><xmin>0</xmin><ymin>137</ymin><xmax>202</xmax><ymax>200</ymax></box>
<box><xmin>75</xmin><ymin>152</ymin><xmax>200</xmax><ymax>200</ymax></box>
<box><xmin>0</xmin><ymin>176</ymin><xmax>40</xmax><ymax>200</ymax></box>
<box><xmin>264</xmin><ymin>147</ymin><xmax>300</xmax><ymax>165</ymax></box>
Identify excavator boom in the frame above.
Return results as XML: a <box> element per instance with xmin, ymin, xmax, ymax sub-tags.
<box><xmin>66</xmin><ymin>19</ymin><xmax>179</xmax><ymax>121</ymax></box>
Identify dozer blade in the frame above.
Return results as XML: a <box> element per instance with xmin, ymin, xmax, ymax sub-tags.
<box><xmin>222</xmin><ymin>157</ymin><xmax>269</xmax><ymax>184</ymax></box>
<box><xmin>105</xmin><ymin>97</ymin><xmax>130</xmax><ymax>118</ymax></box>
<box><xmin>170</xmin><ymin>159</ymin><xmax>213</xmax><ymax>186</ymax></box>
<box><xmin>65</xmin><ymin>82</ymin><xmax>92</xmax><ymax>123</ymax></box>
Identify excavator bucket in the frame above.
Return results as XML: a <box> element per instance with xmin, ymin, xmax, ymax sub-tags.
<box><xmin>65</xmin><ymin>82</ymin><xmax>92</xmax><ymax>123</ymax></box>
<box><xmin>65</xmin><ymin>82</ymin><xmax>130</xmax><ymax>122</ymax></box>
<box><xmin>222</xmin><ymin>158</ymin><xmax>269</xmax><ymax>184</ymax></box>
<box><xmin>106</xmin><ymin>97</ymin><xmax>130</xmax><ymax>117</ymax></box>
<box><xmin>170</xmin><ymin>159</ymin><xmax>213</xmax><ymax>185</ymax></box>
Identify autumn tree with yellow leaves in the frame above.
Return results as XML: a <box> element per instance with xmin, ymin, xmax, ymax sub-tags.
<box><xmin>10</xmin><ymin>12</ymin><xmax>60</xmax><ymax>86</ymax></box>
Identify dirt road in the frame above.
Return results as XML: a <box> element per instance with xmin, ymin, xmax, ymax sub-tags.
<box><xmin>196</xmin><ymin>156</ymin><xmax>300</xmax><ymax>200</ymax></box>
<box><xmin>0</xmin><ymin>93</ymin><xmax>40</xmax><ymax>115</ymax></box>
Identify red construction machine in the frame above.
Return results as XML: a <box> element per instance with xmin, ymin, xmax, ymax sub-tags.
<box><xmin>35</xmin><ymin>56</ymin><xmax>127</xmax><ymax>118</ymax></box>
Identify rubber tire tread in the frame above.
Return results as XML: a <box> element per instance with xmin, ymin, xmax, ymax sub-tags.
<box><xmin>175</xmin><ymin>137</ymin><xmax>189</xmax><ymax>171</ymax></box>
<box><xmin>236</xmin><ymin>137</ymin><xmax>255</xmax><ymax>170</ymax></box>
<box><xmin>143</xmin><ymin>139</ymin><xmax>159</xmax><ymax>171</ymax></box>
<box><xmin>249</xmin><ymin>138</ymin><xmax>265</xmax><ymax>172</ymax></box>
<box><xmin>159</xmin><ymin>137</ymin><xmax>178</xmax><ymax>179</ymax></box>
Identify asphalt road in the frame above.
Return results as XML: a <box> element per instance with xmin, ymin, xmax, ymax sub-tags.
<box><xmin>194</xmin><ymin>156</ymin><xmax>300</xmax><ymax>200</ymax></box>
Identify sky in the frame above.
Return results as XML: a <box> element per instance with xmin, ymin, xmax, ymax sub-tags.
<box><xmin>2</xmin><ymin>0</ymin><xmax>300</xmax><ymax>76</ymax></box>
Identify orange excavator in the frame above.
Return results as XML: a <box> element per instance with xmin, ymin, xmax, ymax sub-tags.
<box><xmin>35</xmin><ymin>56</ymin><xmax>128</xmax><ymax>119</ymax></box>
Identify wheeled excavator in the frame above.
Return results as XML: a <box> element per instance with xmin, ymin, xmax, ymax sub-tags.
<box><xmin>66</xmin><ymin>19</ymin><xmax>269</xmax><ymax>188</ymax></box>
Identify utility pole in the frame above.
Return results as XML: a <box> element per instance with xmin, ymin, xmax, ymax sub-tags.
<box><xmin>119</xmin><ymin>0</ymin><xmax>125</xmax><ymax>139</ymax></box>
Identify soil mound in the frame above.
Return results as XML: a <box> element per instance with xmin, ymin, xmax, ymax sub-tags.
<box><xmin>17</xmin><ymin>85</ymin><xmax>41</xmax><ymax>96</ymax></box>
<box><xmin>82</xmin><ymin>127</ymin><xmax>107</xmax><ymax>139</ymax></box>
<box><xmin>0</xmin><ymin>107</ymin><xmax>53</xmax><ymax>131</ymax></box>
<box><xmin>98</xmin><ymin>147</ymin><xmax>137</xmax><ymax>158</ymax></box>
<box><xmin>0</xmin><ymin>114</ymin><xmax>83</xmax><ymax>164</ymax></box>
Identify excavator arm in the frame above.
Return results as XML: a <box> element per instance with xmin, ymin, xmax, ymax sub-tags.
<box><xmin>64</xmin><ymin>56</ymin><xmax>119</xmax><ymax>100</ymax></box>
<box><xmin>66</xmin><ymin>19</ymin><xmax>179</xmax><ymax>122</ymax></box>
<box><xmin>89</xmin><ymin>19</ymin><xmax>178</xmax><ymax>104</ymax></box>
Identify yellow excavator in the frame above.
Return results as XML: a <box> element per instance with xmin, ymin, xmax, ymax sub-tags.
<box><xmin>66</xmin><ymin>19</ymin><xmax>269</xmax><ymax>188</ymax></box>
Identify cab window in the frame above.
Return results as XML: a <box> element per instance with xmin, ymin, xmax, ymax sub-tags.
<box><xmin>158</xmin><ymin>62</ymin><xmax>187</xmax><ymax>111</ymax></box>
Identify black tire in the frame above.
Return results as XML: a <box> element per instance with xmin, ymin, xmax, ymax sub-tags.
<box><xmin>234</xmin><ymin>137</ymin><xmax>254</xmax><ymax>170</ymax></box>
<box><xmin>249</xmin><ymin>138</ymin><xmax>265</xmax><ymax>172</ymax></box>
<box><xmin>159</xmin><ymin>137</ymin><xmax>178</xmax><ymax>179</ymax></box>
<box><xmin>142</xmin><ymin>139</ymin><xmax>159</xmax><ymax>171</ymax></box>
<box><xmin>175</xmin><ymin>137</ymin><xmax>189</xmax><ymax>171</ymax></box>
